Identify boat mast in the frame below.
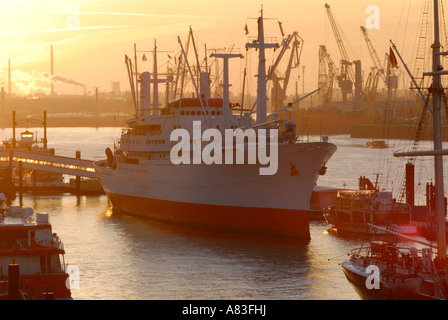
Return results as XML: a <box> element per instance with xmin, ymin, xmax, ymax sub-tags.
<box><xmin>246</xmin><ymin>7</ymin><xmax>279</xmax><ymax>125</ymax></box>
<box><xmin>431</xmin><ymin>0</ymin><xmax>446</xmax><ymax>265</ymax></box>
<box><xmin>152</xmin><ymin>40</ymin><xmax>159</xmax><ymax>116</ymax></box>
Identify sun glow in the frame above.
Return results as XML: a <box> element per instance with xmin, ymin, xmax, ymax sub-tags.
<box><xmin>0</xmin><ymin>0</ymin><xmax>425</xmax><ymax>97</ymax></box>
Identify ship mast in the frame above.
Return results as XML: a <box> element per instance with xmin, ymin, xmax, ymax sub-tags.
<box><xmin>210</xmin><ymin>53</ymin><xmax>243</xmax><ymax>130</ymax></box>
<box><xmin>245</xmin><ymin>7</ymin><xmax>279</xmax><ymax>125</ymax></box>
<box><xmin>152</xmin><ymin>40</ymin><xmax>159</xmax><ymax>116</ymax></box>
<box><xmin>430</xmin><ymin>0</ymin><xmax>446</xmax><ymax>265</ymax></box>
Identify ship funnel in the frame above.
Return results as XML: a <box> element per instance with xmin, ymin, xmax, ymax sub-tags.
<box><xmin>140</xmin><ymin>72</ymin><xmax>151</xmax><ymax>119</ymax></box>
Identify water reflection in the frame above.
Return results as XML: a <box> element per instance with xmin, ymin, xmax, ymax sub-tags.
<box><xmin>12</xmin><ymin>194</ymin><xmax>363</xmax><ymax>300</ymax></box>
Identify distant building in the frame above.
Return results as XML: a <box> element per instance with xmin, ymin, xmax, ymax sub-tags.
<box><xmin>111</xmin><ymin>82</ymin><xmax>120</xmax><ymax>95</ymax></box>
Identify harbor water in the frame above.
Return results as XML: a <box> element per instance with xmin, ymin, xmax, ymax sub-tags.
<box><xmin>2</xmin><ymin>127</ymin><xmax>447</xmax><ymax>300</ymax></box>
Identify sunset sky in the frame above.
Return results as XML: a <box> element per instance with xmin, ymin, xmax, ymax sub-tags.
<box><xmin>0</xmin><ymin>0</ymin><xmax>437</xmax><ymax>96</ymax></box>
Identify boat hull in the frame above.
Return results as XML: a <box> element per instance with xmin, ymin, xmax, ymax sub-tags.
<box><xmin>95</xmin><ymin>142</ymin><xmax>336</xmax><ymax>239</ymax></box>
<box><xmin>324</xmin><ymin>215</ymin><xmax>418</xmax><ymax>236</ymax></box>
<box><xmin>0</xmin><ymin>274</ymin><xmax>71</xmax><ymax>300</ymax></box>
<box><xmin>341</xmin><ymin>261</ymin><xmax>437</xmax><ymax>300</ymax></box>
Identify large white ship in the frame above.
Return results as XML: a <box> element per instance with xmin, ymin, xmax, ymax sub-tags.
<box><xmin>94</xmin><ymin>10</ymin><xmax>337</xmax><ymax>239</ymax></box>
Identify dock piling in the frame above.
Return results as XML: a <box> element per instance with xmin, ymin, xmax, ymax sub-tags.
<box><xmin>8</xmin><ymin>264</ymin><xmax>20</xmax><ymax>300</ymax></box>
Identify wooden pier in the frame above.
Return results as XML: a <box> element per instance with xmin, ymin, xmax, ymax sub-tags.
<box><xmin>0</xmin><ymin>149</ymin><xmax>103</xmax><ymax>197</ymax></box>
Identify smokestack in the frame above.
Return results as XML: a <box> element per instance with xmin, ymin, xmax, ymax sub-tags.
<box><xmin>51</xmin><ymin>45</ymin><xmax>54</xmax><ymax>96</ymax></box>
<box><xmin>1</xmin><ymin>87</ymin><xmax>5</xmax><ymax>116</ymax></box>
<box><xmin>8</xmin><ymin>59</ymin><xmax>11</xmax><ymax>96</ymax></box>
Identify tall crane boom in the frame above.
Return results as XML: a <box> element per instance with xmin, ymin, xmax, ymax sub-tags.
<box><xmin>318</xmin><ymin>45</ymin><xmax>338</xmax><ymax>106</ymax></box>
<box><xmin>268</xmin><ymin>32</ymin><xmax>303</xmax><ymax>111</ymax></box>
<box><xmin>324</xmin><ymin>3</ymin><xmax>354</xmax><ymax>81</ymax></box>
<box><xmin>360</xmin><ymin>26</ymin><xmax>386</xmax><ymax>83</ymax></box>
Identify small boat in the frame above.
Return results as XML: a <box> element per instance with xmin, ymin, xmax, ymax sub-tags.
<box><xmin>341</xmin><ymin>0</ymin><xmax>448</xmax><ymax>300</ymax></box>
<box><xmin>0</xmin><ymin>193</ymin><xmax>72</xmax><ymax>300</ymax></box>
<box><xmin>1</xmin><ymin>112</ymin><xmax>103</xmax><ymax>194</ymax></box>
<box><xmin>1</xmin><ymin>114</ymin><xmax>67</xmax><ymax>191</ymax></box>
<box><xmin>366</xmin><ymin>140</ymin><xmax>388</xmax><ymax>148</ymax></box>
<box><xmin>342</xmin><ymin>239</ymin><xmax>446</xmax><ymax>300</ymax></box>
<box><xmin>324</xmin><ymin>176</ymin><xmax>418</xmax><ymax>236</ymax></box>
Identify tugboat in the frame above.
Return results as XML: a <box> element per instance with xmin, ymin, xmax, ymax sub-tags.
<box><xmin>0</xmin><ymin>193</ymin><xmax>71</xmax><ymax>299</ymax></box>
<box><xmin>324</xmin><ymin>175</ymin><xmax>418</xmax><ymax>236</ymax></box>
<box><xmin>365</xmin><ymin>140</ymin><xmax>389</xmax><ymax>148</ymax></box>
<box><xmin>341</xmin><ymin>0</ymin><xmax>448</xmax><ymax>300</ymax></box>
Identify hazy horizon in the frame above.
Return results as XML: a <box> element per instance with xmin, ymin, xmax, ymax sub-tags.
<box><xmin>0</xmin><ymin>1</ymin><xmax>439</xmax><ymax>98</ymax></box>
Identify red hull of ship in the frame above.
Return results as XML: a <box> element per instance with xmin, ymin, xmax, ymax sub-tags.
<box><xmin>107</xmin><ymin>192</ymin><xmax>311</xmax><ymax>239</ymax></box>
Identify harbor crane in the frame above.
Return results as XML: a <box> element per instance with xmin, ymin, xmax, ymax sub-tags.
<box><xmin>318</xmin><ymin>45</ymin><xmax>339</xmax><ymax>107</ymax></box>
<box><xmin>360</xmin><ymin>25</ymin><xmax>398</xmax><ymax>108</ymax></box>
<box><xmin>360</xmin><ymin>26</ymin><xmax>386</xmax><ymax>83</ymax></box>
<box><xmin>324</xmin><ymin>3</ymin><xmax>354</xmax><ymax>81</ymax></box>
<box><xmin>267</xmin><ymin>31</ymin><xmax>304</xmax><ymax>111</ymax></box>
<box><xmin>324</xmin><ymin>3</ymin><xmax>362</xmax><ymax>107</ymax></box>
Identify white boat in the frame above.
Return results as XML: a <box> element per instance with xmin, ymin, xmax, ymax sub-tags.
<box><xmin>94</xmin><ymin>10</ymin><xmax>337</xmax><ymax>239</ymax></box>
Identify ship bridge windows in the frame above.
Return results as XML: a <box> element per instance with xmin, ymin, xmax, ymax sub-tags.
<box><xmin>178</xmin><ymin>109</ymin><xmax>224</xmax><ymax>116</ymax></box>
<box><xmin>145</xmin><ymin>139</ymin><xmax>166</xmax><ymax>145</ymax></box>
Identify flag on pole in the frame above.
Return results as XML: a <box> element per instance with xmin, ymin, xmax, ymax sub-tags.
<box><xmin>390</xmin><ymin>47</ymin><xmax>398</xmax><ymax>68</ymax></box>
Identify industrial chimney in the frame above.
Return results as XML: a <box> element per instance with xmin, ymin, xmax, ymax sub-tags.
<box><xmin>8</xmin><ymin>59</ymin><xmax>11</xmax><ymax>96</ymax></box>
<box><xmin>51</xmin><ymin>45</ymin><xmax>54</xmax><ymax>96</ymax></box>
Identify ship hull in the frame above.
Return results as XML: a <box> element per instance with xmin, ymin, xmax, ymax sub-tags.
<box><xmin>95</xmin><ymin>142</ymin><xmax>336</xmax><ymax>239</ymax></box>
<box><xmin>107</xmin><ymin>192</ymin><xmax>310</xmax><ymax>238</ymax></box>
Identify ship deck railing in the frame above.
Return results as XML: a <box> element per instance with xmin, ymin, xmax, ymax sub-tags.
<box><xmin>0</xmin><ymin>238</ymin><xmax>64</xmax><ymax>252</ymax></box>
<box><xmin>0</xmin><ymin>149</ymin><xmax>96</xmax><ymax>178</ymax></box>
<box><xmin>349</xmin><ymin>243</ymin><xmax>440</xmax><ymax>274</ymax></box>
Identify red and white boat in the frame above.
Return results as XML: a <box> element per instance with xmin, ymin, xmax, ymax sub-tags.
<box><xmin>94</xmin><ymin>10</ymin><xmax>337</xmax><ymax>239</ymax></box>
<box><xmin>0</xmin><ymin>193</ymin><xmax>71</xmax><ymax>300</ymax></box>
